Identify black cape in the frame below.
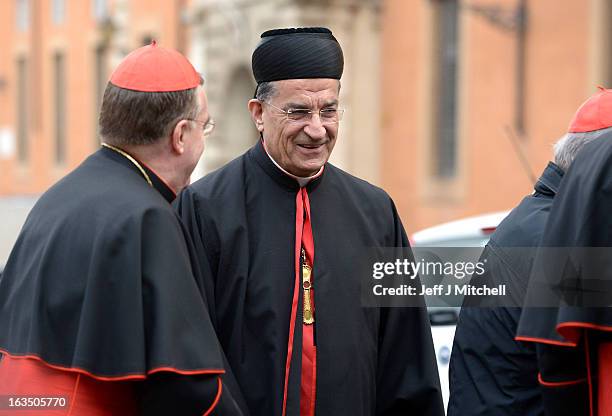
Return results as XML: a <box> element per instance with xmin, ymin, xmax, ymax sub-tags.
<box><xmin>517</xmin><ymin>136</ymin><xmax>612</xmax><ymax>415</ymax></box>
<box><xmin>448</xmin><ymin>162</ymin><xmax>564</xmax><ymax>416</ymax></box>
<box><xmin>517</xmin><ymin>136</ymin><xmax>612</xmax><ymax>342</ymax></box>
<box><xmin>176</xmin><ymin>141</ymin><xmax>444</xmax><ymax>416</ymax></box>
<box><xmin>0</xmin><ymin>147</ymin><xmax>224</xmax><ymax>380</ymax></box>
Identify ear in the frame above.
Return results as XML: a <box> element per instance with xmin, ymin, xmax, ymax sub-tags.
<box><xmin>248</xmin><ymin>99</ymin><xmax>265</xmax><ymax>133</ymax></box>
<box><xmin>171</xmin><ymin>119</ymin><xmax>190</xmax><ymax>155</ymax></box>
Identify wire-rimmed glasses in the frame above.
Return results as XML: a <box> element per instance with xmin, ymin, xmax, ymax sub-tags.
<box><xmin>187</xmin><ymin>118</ymin><xmax>216</xmax><ymax>136</ymax></box>
<box><xmin>262</xmin><ymin>101</ymin><xmax>345</xmax><ymax>124</ymax></box>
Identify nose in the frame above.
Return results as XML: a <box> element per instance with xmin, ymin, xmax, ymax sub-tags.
<box><xmin>303</xmin><ymin>113</ymin><xmax>327</xmax><ymax>140</ymax></box>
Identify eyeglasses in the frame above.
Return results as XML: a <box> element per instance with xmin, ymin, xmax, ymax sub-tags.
<box><xmin>262</xmin><ymin>101</ymin><xmax>344</xmax><ymax>124</ymax></box>
<box><xmin>187</xmin><ymin>117</ymin><xmax>216</xmax><ymax>136</ymax></box>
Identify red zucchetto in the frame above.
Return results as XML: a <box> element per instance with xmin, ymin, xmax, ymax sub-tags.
<box><xmin>109</xmin><ymin>40</ymin><xmax>200</xmax><ymax>92</ymax></box>
<box><xmin>568</xmin><ymin>86</ymin><xmax>612</xmax><ymax>133</ymax></box>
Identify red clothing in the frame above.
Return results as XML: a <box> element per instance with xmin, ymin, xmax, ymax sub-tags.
<box><xmin>600</xmin><ymin>342</ymin><xmax>612</xmax><ymax>416</ymax></box>
<box><xmin>0</xmin><ymin>354</ymin><xmax>138</xmax><ymax>416</ymax></box>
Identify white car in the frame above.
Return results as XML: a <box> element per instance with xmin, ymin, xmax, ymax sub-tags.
<box><xmin>410</xmin><ymin>211</ymin><xmax>509</xmax><ymax>412</ymax></box>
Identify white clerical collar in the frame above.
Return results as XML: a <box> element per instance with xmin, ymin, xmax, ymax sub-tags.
<box><xmin>262</xmin><ymin>141</ymin><xmax>324</xmax><ymax>187</ymax></box>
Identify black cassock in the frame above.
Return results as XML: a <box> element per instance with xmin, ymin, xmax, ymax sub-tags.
<box><xmin>176</xmin><ymin>141</ymin><xmax>444</xmax><ymax>416</ymax></box>
<box><xmin>517</xmin><ymin>136</ymin><xmax>612</xmax><ymax>415</ymax></box>
<box><xmin>0</xmin><ymin>147</ymin><xmax>234</xmax><ymax>415</ymax></box>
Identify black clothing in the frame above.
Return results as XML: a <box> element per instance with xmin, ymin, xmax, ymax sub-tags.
<box><xmin>176</xmin><ymin>141</ymin><xmax>444</xmax><ymax>416</ymax></box>
<box><xmin>0</xmin><ymin>147</ymin><xmax>231</xmax><ymax>414</ymax></box>
<box><xmin>518</xmin><ymin>138</ymin><xmax>612</xmax><ymax>342</ymax></box>
<box><xmin>517</xmin><ymin>136</ymin><xmax>612</xmax><ymax>415</ymax></box>
<box><xmin>448</xmin><ymin>162</ymin><xmax>563</xmax><ymax>416</ymax></box>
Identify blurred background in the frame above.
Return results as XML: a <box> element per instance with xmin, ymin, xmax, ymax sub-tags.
<box><xmin>0</xmin><ymin>0</ymin><xmax>609</xmax><ymax>265</ymax></box>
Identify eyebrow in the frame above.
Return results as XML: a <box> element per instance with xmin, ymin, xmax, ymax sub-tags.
<box><xmin>323</xmin><ymin>99</ymin><xmax>339</xmax><ymax>107</ymax></box>
<box><xmin>284</xmin><ymin>102</ymin><xmax>310</xmax><ymax>110</ymax></box>
<box><xmin>284</xmin><ymin>100</ymin><xmax>339</xmax><ymax>109</ymax></box>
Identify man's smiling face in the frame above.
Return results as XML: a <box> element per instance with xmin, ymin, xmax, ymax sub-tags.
<box><xmin>258</xmin><ymin>78</ymin><xmax>340</xmax><ymax>177</ymax></box>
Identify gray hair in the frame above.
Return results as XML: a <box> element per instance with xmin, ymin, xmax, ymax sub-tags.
<box><xmin>553</xmin><ymin>126</ymin><xmax>612</xmax><ymax>171</ymax></box>
<box><xmin>255</xmin><ymin>81</ymin><xmax>277</xmax><ymax>102</ymax></box>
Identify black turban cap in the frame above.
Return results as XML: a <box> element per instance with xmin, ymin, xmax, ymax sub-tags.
<box><xmin>252</xmin><ymin>27</ymin><xmax>344</xmax><ymax>84</ymax></box>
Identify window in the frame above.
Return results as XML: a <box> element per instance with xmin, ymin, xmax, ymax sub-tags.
<box><xmin>54</xmin><ymin>53</ymin><xmax>66</xmax><ymax>164</ymax></box>
<box><xmin>94</xmin><ymin>44</ymin><xmax>108</xmax><ymax>144</ymax></box>
<box><xmin>16</xmin><ymin>0</ymin><xmax>29</xmax><ymax>31</ymax></box>
<box><xmin>16</xmin><ymin>57</ymin><xmax>28</xmax><ymax>163</ymax></box>
<box><xmin>92</xmin><ymin>0</ymin><xmax>107</xmax><ymax>21</ymax></box>
<box><xmin>432</xmin><ymin>0</ymin><xmax>460</xmax><ymax>178</ymax></box>
<box><xmin>52</xmin><ymin>0</ymin><xmax>65</xmax><ymax>25</ymax></box>
<box><xmin>597</xmin><ymin>0</ymin><xmax>612</xmax><ymax>87</ymax></box>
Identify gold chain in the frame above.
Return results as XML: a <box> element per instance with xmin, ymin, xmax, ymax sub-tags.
<box><xmin>101</xmin><ymin>143</ymin><xmax>153</xmax><ymax>187</ymax></box>
<box><xmin>302</xmin><ymin>248</ymin><xmax>315</xmax><ymax>324</ymax></box>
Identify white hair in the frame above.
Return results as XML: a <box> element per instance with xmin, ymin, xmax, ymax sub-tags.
<box><xmin>553</xmin><ymin>126</ymin><xmax>612</xmax><ymax>171</ymax></box>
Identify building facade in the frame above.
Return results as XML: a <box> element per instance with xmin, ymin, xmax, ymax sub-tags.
<box><xmin>382</xmin><ymin>0</ymin><xmax>612</xmax><ymax>232</ymax></box>
<box><xmin>0</xmin><ymin>0</ymin><xmax>187</xmax><ymax>195</ymax></box>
